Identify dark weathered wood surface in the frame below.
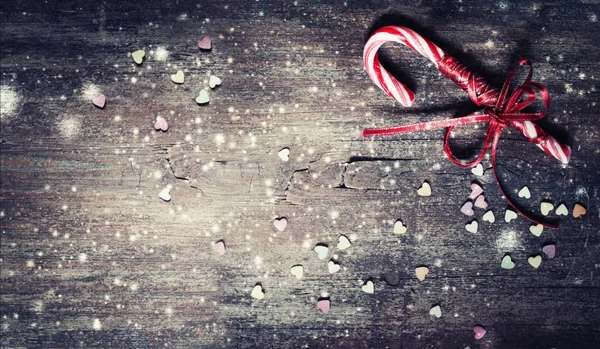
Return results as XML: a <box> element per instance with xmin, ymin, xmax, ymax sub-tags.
<box><xmin>1</xmin><ymin>0</ymin><xmax>599</xmax><ymax>348</ymax></box>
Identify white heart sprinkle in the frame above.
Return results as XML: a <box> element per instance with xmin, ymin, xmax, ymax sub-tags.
<box><xmin>465</xmin><ymin>220</ymin><xmax>478</xmax><ymax>233</ymax></box>
<box><xmin>195</xmin><ymin>90</ymin><xmax>210</xmax><ymax>104</ymax></box>
<box><xmin>555</xmin><ymin>203</ymin><xmax>568</xmax><ymax>216</ymax></box>
<box><xmin>415</xmin><ymin>266</ymin><xmax>429</xmax><ymax>281</ymax></box>
<box><xmin>417</xmin><ymin>182</ymin><xmax>431</xmax><ymax>196</ymax></box>
<box><xmin>540</xmin><ymin>201</ymin><xmax>554</xmax><ymax>216</ymax></box>
<box><xmin>290</xmin><ymin>265</ymin><xmax>303</xmax><ymax>279</ymax></box>
<box><xmin>132</xmin><ymin>50</ymin><xmax>145</xmax><ymax>64</ymax></box>
<box><xmin>328</xmin><ymin>260</ymin><xmax>340</xmax><ymax>274</ymax></box>
<box><xmin>429</xmin><ymin>305</ymin><xmax>442</xmax><ymax>318</ymax></box>
<box><xmin>209</xmin><ymin>76</ymin><xmax>222</xmax><ymax>89</ymax></box>
<box><xmin>159</xmin><ymin>187</ymin><xmax>171</xmax><ymax>201</ymax></box>
<box><xmin>501</xmin><ymin>255</ymin><xmax>515</xmax><ymax>269</ymax></box>
<box><xmin>518</xmin><ymin>186</ymin><xmax>531</xmax><ymax>199</ymax></box>
<box><xmin>250</xmin><ymin>284</ymin><xmax>265</xmax><ymax>299</ymax></box>
<box><xmin>482</xmin><ymin>210</ymin><xmax>495</xmax><ymax>223</ymax></box>
<box><xmin>393</xmin><ymin>220</ymin><xmax>407</xmax><ymax>235</ymax></box>
<box><xmin>337</xmin><ymin>235</ymin><xmax>351</xmax><ymax>250</ymax></box>
<box><xmin>170</xmin><ymin>70</ymin><xmax>184</xmax><ymax>84</ymax></box>
<box><xmin>528</xmin><ymin>255</ymin><xmax>542</xmax><ymax>269</ymax></box>
<box><xmin>278</xmin><ymin>148</ymin><xmax>290</xmax><ymax>161</ymax></box>
<box><xmin>529</xmin><ymin>224</ymin><xmax>543</xmax><ymax>237</ymax></box>
<box><xmin>504</xmin><ymin>209</ymin><xmax>517</xmax><ymax>223</ymax></box>
<box><xmin>361</xmin><ymin>280</ymin><xmax>374</xmax><ymax>294</ymax></box>
<box><xmin>471</xmin><ymin>164</ymin><xmax>484</xmax><ymax>176</ymax></box>
<box><xmin>314</xmin><ymin>245</ymin><xmax>328</xmax><ymax>260</ymax></box>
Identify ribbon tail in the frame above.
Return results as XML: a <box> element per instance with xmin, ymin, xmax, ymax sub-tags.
<box><xmin>363</xmin><ymin>114</ymin><xmax>490</xmax><ymax>137</ymax></box>
<box><xmin>490</xmin><ymin>130</ymin><xmax>559</xmax><ymax>230</ymax></box>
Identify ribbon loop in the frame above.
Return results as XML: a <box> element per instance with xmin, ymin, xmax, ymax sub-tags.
<box><xmin>362</xmin><ymin>26</ymin><xmax>572</xmax><ymax>228</ymax></box>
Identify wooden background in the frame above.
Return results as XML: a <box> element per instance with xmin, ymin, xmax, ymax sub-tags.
<box><xmin>1</xmin><ymin>0</ymin><xmax>599</xmax><ymax>348</ymax></box>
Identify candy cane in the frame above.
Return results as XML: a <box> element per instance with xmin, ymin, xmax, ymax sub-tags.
<box><xmin>363</xmin><ymin>26</ymin><xmax>571</xmax><ymax>165</ymax></box>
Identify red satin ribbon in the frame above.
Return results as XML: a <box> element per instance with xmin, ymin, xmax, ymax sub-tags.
<box><xmin>363</xmin><ymin>60</ymin><xmax>557</xmax><ymax>229</ymax></box>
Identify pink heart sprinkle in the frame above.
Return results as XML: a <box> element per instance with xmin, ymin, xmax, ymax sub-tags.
<box><xmin>469</xmin><ymin>183</ymin><xmax>483</xmax><ymax>200</ymax></box>
<box><xmin>317</xmin><ymin>299</ymin><xmax>330</xmax><ymax>313</ymax></box>
<box><xmin>213</xmin><ymin>240</ymin><xmax>226</xmax><ymax>255</ymax></box>
<box><xmin>473</xmin><ymin>325</ymin><xmax>486</xmax><ymax>340</ymax></box>
<box><xmin>474</xmin><ymin>195</ymin><xmax>488</xmax><ymax>209</ymax></box>
<box><xmin>92</xmin><ymin>94</ymin><xmax>106</xmax><ymax>108</ymax></box>
<box><xmin>542</xmin><ymin>244</ymin><xmax>556</xmax><ymax>259</ymax></box>
<box><xmin>461</xmin><ymin>201</ymin><xmax>474</xmax><ymax>216</ymax></box>
<box><xmin>198</xmin><ymin>36</ymin><xmax>212</xmax><ymax>50</ymax></box>
<box><xmin>273</xmin><ymin>217</ymin><xmax>287</xmax><ymax>232</ymax></box>
<box><xmin>154</xmin><ymin>117</ymin><xmax>168</xmax><ymax>132</ymax></box>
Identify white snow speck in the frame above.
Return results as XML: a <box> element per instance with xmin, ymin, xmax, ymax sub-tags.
<box><xmin>154</xmin><ymin>46</ymin><xmax>169</xmax><ymax>61</ymax></box>
<box><xmin>0</xmin><ymin>84</ymin><xmax>23</xmax><ymax>123</ymax></box>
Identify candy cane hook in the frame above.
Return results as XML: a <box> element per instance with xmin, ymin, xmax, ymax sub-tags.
<box><xmin>363</xmin><ymin>25</ymin><xmax>571</xmax><ymax>165</ymax></box>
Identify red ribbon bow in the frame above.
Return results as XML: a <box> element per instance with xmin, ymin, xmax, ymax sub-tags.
<box><xmin>364</xmin><ymin>60</ymin><xmax>559</xmax><ymax>228</ymax></box>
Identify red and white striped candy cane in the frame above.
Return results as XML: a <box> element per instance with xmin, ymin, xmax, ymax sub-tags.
<box><xmin>363</xmin><ymin>25</ymin><xmax>571</xmax><ymax>165</ymax></box>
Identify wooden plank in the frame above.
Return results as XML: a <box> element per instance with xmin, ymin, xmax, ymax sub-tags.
<box><xmin>1</xmin><ymin>0</ymin><xmax>599</xmax><ymax>347</ymax></box>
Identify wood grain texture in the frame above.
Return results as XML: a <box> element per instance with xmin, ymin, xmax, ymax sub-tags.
<box><xmin>1</xmin><ymin>0</ymin><xmax>599</xmax><ymax>348</ymax></box>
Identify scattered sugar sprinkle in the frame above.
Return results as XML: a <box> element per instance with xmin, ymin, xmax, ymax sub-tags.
<box><xmin>153</xmin><ymin>46</ymin><xmax>169</xmax><ymax>61</ymax></box>
<box><xmin>0</xmin><ymin>84</ymin><xmax>23</xmax><ymax>123</ymax></box>
<box><xmin>59</xmin><ymin>117</ymin><xmax>81</xmax><ymax>138</ymax></box>
<box><xmin>81</xmin><ymin>82</ymin><xmax>101</xmax><ymax>100</ymax></box>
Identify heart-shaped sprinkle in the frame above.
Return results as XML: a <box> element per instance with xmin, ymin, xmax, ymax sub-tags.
<box><xmin>317</xmin><ymin>299</ymin><xmax>330</xmax><ymax>313</ymax></box>
<box><xmin>384</xmin><ymin>272</ymin><xmax>400</xmax><ymax>286</ymax></box>
<box><xmin>250</xmin><ymin>284</ymin><xmax>264</xmax><ymax>299</ymax></box>
<box><xmin>540</xmin><ymin>201</ymin><xmax>554</xmax><ymax>216</ymax></box>
<box><xmin>482</xmin><ymin>210</ymin><xmax>495</xmax><ymax>223</ymax></box>
<box><xmin>542</xmin><ymin>244</ymin><xmax>556</xmax><ymax>258</ymax></box>
<box><xmin>518</xmin><ymin>186</ymin><xmax>531</xmax><ymax>199</ymax></box>
<box><xmin>504</xmin><ymin>209</ymin><xmax>517</xmax><ymax>223</ymax></box>
<box><xmin>132</xmin><ymin>50</ymin><xmax>145</xmax><ymax>64</ymax></box>
<box><xmin>328</xmin><ymin>260</ymin><xmax>340</xmax><ymax>273</ymax></box>
<box><xmin>198</xmin><ymin>36</ymin><xmax>212</xmax><ymax>50</ymax></box>
<box><xmin>473</xmin><ymin>325</ymin><xmax>487</xmax><ymax>340</ymax></box>
<box><xmin>393</xmin><ymin>220</ymin><xmax>407</xmax><ymax>235</ymax></box>
<box><xmin>337</xmin><ymin>235</ymin><xmax>351</xmax><ymax>250</ymax></box>
<box><xmin>314</xmin><ymin>245</ymin><xmax>328</xmax><ymax>260</ymax></box>
<box><xmin>209</xmin><ymin>76</ymin><xmax>222</xmax><ymax>89</ymax></box>
<box><xmin>465</xmin><ymin>220</ymin><xmax>478</xmax><ymax>233</ymax></box>
<box><xmin>528</xmin><ymin>255</ymin><xmax>542</xmax><ymax>269</ymax></box>
<box><xmin>415</xmin><ymin>266</ymin><xmax>429</xmax><ymax>281</ymax></box>
<box><xmin>555</xmin><ymin>203</ymin><xmax>568</xmax><ymax>216</ymax></box>
<box><xmin>92</xmin><ymin>94</ymin><xmax>106</xmax><ymax>108</ymax></box>
<box><xmin>195</xmin><ymin>90</ymin><xmax>210</xmax><ymax>104</ymax></box>
<box><xmin>417</xmin><ymin>182</ymin><xmax>431</xmax><ymax>196</ymax></box>
<box><xmin>290</xmin><ymin>265</ymin><xmax>303</xmax><ymax>279</ymax></box>
<box><xmin>361</xmin><ymin>280</ymin><xmax>374</xmax><ymax>294</ymax></box>
<box><xmin>212</xmin><ymin>240</ymin><xmax>226</xmax><ymax>255</ymax></box>
<box><xmin>573</xmin><ymin>203</ymin><xmax>586</xmax><ymax>218</ymax></box>
<box><xmin>461</xmin><ymin>201</ymin><xmax>474</xmax><ymax>216</ymax></box>
<box><xmin>171</xmin><ymin>70</ymin><xmax>184</xmax><ymax>84</ymax></box>
<box><xmin>469</xmin><ymin>183</ymin><xmax>484</xmax><ymax>200</ymax></box>
<box><xmin>154</xmin><ymin>117</ymin><xmax>168</xmax><ymax>132</ymax></box>
<box><xmin>501</xmin><ymin>254</ymin><xmax>515</xmax><ymax>269</ymax></box>
<box><xmin>278</xmin><ymin>148</ymin><xmax>290</xmax><ymax>161</ymax></box>
<box><xmin>159</xmin><ymin>187</ymin><xmax>171</xmax><ymax>201</ymax></box>
<box><xmin>529</xmin><ymin>224</ymin><xmax>543</xmax><ymax>237</ymax></box>
<box><xmin>474</xmin><ymin>195</ymin><xmax>488</xmax><ymax>209</ymax></box>
<box><xmin>471</xmin><ymin>164</ymin><xmax>484</xmax><ymax>176</ymax></box>
<box><xmin>429</xmin><ymin>305</ymin><xmax>441</xmax><ymax>318</ymax></box>
<box><xmin>273</xmin><ymin>217</ymin><xmax>287</xmax><ymax>232</ymax></box>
